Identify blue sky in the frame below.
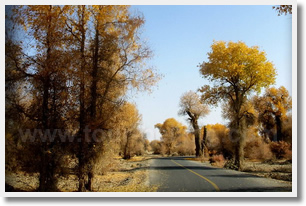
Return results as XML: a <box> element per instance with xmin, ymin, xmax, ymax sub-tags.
<box><xmin>129</xmin><ymin>5</ymin><xmax>292</xmax><ymax>141</ymax></box>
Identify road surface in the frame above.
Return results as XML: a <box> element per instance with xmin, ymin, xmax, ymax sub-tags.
<box><xmin>148</xmin><ymin>157</ymin><xmax>292</xmax><ymax>192</ymax></box>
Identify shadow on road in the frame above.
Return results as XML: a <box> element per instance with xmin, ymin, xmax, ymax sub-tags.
<box><xmin>205</xmin><ymin>174</ymin><xmax>262</xmax><ymax>178</ymax></box>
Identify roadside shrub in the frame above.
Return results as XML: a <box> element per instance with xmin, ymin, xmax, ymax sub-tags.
<box><xmin>206</xmin><ymin>124</ymin><xmax>234</xmax><ymax>159</ymax></box>
<box><xmin>210</xmin><ymin>154</ymin><xmax>225</xmax><ymax>168</ymax></box>
<box><xmin>171</xmin><ymin>152</ymin><xmax>178</xmax><ymax>156</ymax></box>
<box><xmin>176</xmin><ymin>145</ymin><xmax>194</xmax><ymax>156</ymax></box>
<box><xmin>244</xmin><ymin>136</ymin><xmax>273</xmax><ymax>160</ymax></box>
<box><xmin>176</xmin><ymin>134</ymin><xmax>195</xmax><ymax>156</ymax></box>
<box><xmin>270</xmin><ymin>141</ymin><xmax>292</xmax><ymax>159</ymax></box>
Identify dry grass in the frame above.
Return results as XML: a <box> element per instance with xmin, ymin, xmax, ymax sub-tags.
<box><xmin>94</xmin><ymin>170</ymin><xmax>157</xmax><ymax>192</ymax></box>
<box><xmin>92</xmin><ymin>155</ymin><xmax>157</xmax><ymax>192</ymax></box>
<box><xmin>127</xmin><ymin>155</ymin><xmax>152</xmax><ymax>162</ymax></box>
<box><xmin>242</xmin><ymin>159</ymin><xmax>292</xmax><ymax>182</ymax></box>
<box><xmin>5</xmin><ymin>172</ymin><xmax>39</xmax><ymax>191</ymax></box>
<box><xmin>5</xmin><ymin>155</ymin><xmax>158</xmax><ymax>192</ymax></box>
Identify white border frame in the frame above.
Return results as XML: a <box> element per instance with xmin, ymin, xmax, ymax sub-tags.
<box><xmin>1</xmin><ymin>0</ymin><xmax>297</xmax><ymax>198</ymax></box>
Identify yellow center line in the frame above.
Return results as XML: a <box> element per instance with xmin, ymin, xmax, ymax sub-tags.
<box><xmin>171</xmin><ymin>159</ymin><xmax>220</xmax><ymax>192</ymax></box>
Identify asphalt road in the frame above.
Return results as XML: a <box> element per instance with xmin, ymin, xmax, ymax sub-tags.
<box><xmin>148</xmin><ymin>157</ymin><xmax>292</xmax><ymax>192</ymax></box>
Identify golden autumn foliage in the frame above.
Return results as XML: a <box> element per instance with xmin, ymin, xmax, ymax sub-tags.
<box><xmin>199</xmin><ymin>41</ymin><xmax>276</xmax><ymax>105</ymax></box>
<box><xmin>155</xmin><ymin>118</ymin><xmax>187</xmax><ymax>155</ymax></box>
<box><xmin>113</xmin><ymin>102</ymin><xmax>145</xmax><ymax>159</ymax></box>
<box><xmin>176</xmin><ymin>133</ymin><xmax>196</xmax><ymax>156</ymax></box>
<box><xmin>253</xmin><ymin>86</ymin><xmax>292</xmax><ymax>142</ymax></box>
<box><xmin>199</xmin><ymin>41</ymin><xmax>277</xmax><ymax>170</ymax></box>
<box><xmin>205</xmin><ymin>124</ymin><xmax>232</xmax><ymax>157</ymax></box>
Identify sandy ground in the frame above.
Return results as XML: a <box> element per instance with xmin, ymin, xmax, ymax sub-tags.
<box><xmin>5</xmin><ymin>155</ymin><xmax>158</xmax><ymax>192</ymax></box>
<box><xmin>241</xmin><ymin>159</ymin><xmax>292</xmax><ymax>183</ymax></box>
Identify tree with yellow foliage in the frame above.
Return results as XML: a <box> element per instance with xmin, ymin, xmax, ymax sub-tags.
<box><xmin>205</xmin><ymin>124</ymin><xmax>232</xmax><ymax>158</ymax></box>
<box><xmin>253</xmin><ymin>86</ymin><xmax>292</xmax><ymax>142</ymax></box>
<box><xmin>155</xmin><ymin>118</ymin><xmax>187</xmax><ymax>155</ymax></box>
<box><xmin>178</xmin><ymin>91</ymin><xmax>209</xmax><ymax>157</ymax></box>
<box><xmin>116</xmin><ymin>102</ymin><xmax>142</xmax><ymax>159</ymax></box>
<box><xmin>199</xmin><ymin>41</ymin><xmax>276</xmax><ymax>170</ymax></box>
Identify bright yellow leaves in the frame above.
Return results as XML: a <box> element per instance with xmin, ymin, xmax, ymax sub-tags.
<box><xmin>200</xmin><ymin>41</ymin><xmax>276</xmax><ymax>96</ymax></box>
<box><xmin>116</xmin><ymin>102</ymin><xmax>142</xmax><ymax>129</ymax></box>
<box><xmin>155</xmin><ymin>118</ymin><xmax>187</xmax><ymax>155</ymax></box>
<box><xmin>155</xmin><ymin>118</ymin><xmax>187</xmax><ymax>136</ymax></box>
<box><xmin>253</xmin><ymin>86</ymin><xmax>292</xmax><ymax>122</ymax></box>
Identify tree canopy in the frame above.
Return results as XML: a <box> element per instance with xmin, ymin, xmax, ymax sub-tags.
<box><xmin>155</xmin><ymin>118</ymin><xmax>187</xmax><ymax>155</ymax></box>
<box><xmin>179</xmin><ymin>91</ymin><xmax>209</xmax><ymax>120</ymax></box>
<box><xmin>253</xmin><ymin>86</ymin><xmax>292</xmax><ymax>142</ymax></box>
<box><xmin>199</xmin><ymin>41</ymin><xmax>276</xmax><ymax>106</ymax></box>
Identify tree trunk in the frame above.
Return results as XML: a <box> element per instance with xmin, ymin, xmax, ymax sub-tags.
<box><xmin>86</xmin><ymin>171</ymin><xmax>93</xmax><ymax>191</ymax></box>
<box><xmin>194</xmin><ymin>126</ymin><xmax>202</xmax><ymax>157</ymax></box>
<box><xmin>202</xmin><ymin>126</ymin><xmax>208</xmax><ymax>157</ymax></box>
<box><xmin>234</xmin><ymin>139</ymin><xmax>243</xmax><ymax>170</ymax></box>
<box><xmin>39</xmin><ymin>151</ymin><xmax>56</xmax><ymax>192</ymax></box>
<box><xmin>78</xmin><ymin>6</ymin><xmax>88</xmax><ymax>192</ymax></box>
<box><xmin>186</xmin><ymin>111</ymin><xmax>202</xmax><ymax>158</ymax></box>
<box><xmin>38</xmin><ymin>7</ymin><xmax>56</xmax><ymax>191</ymax></box>
<box><xmin>123</xmin><ymin>131</ymin><xmax>132</xmax><ymax>159</ymax></box>
<box><xmin>39</xmin><ymin>149</ymin><xmax>49</xmax><ymax>191</ymax></box>
<box><xmin>78</xmin><ymin>159</ymin><xmax>87</xmax><ymax>192</ymax></box>
<box><xmin>275</xmin><ymin>115</ymin><xmax>283</xmax><ymax>141</ymax></box>
<box><xmin>233</xmin><ymin>118</ymin><xmax>245</xmax><ymax>171</ymax></box>
<box><xmin>84</xmin><ymin>20</ymin><xmax>100</xmax><ymax>192</ymax></box>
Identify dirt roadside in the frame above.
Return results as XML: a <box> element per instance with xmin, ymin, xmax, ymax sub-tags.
<box><xmin>5</xmin><ymin>155</ymin><xmax>158</xmax><ymax>192</ymax></box>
